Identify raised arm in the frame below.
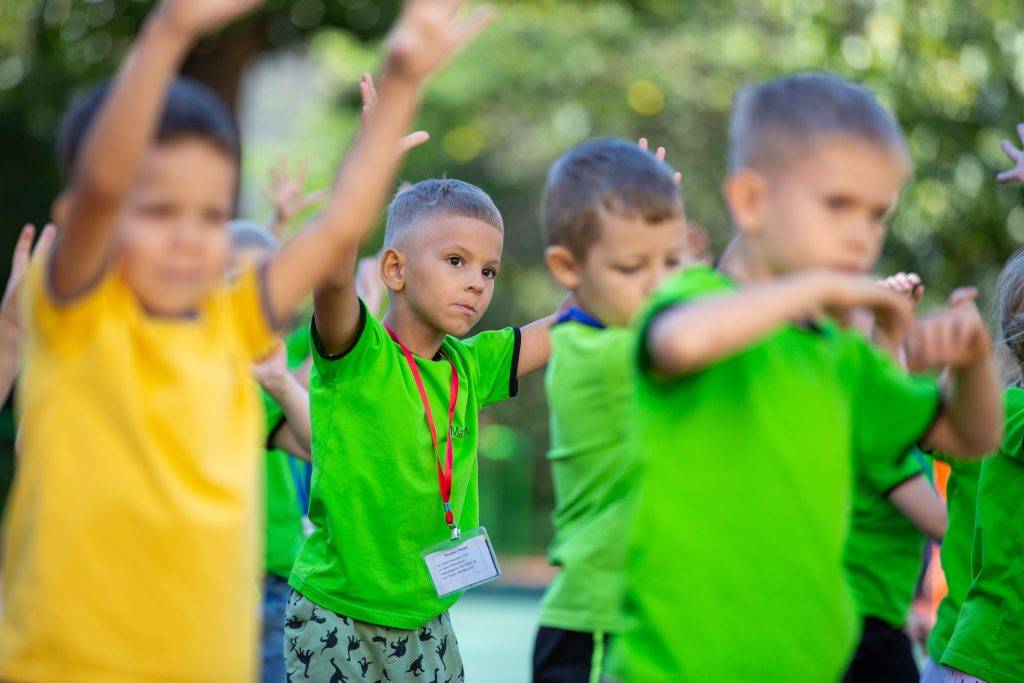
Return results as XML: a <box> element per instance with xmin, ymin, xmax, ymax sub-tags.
<box><xmin>54</xmin><ymin>0</ymin><xmax>260</xmax><ymax>297</ymax></box>
<box><xmin>648</xmin><ymin>271</ymin><xmax>913</xmax><ymax>376</ymax></box>
<box><xmin>255</xmin><ymin>344</ymin><xmax>311</xmax><ymax>458</ymax></box>
<box><xmin>266</xmin><ymin>0</ymin><xmax>491</xmax><ymax>354</ymax></box>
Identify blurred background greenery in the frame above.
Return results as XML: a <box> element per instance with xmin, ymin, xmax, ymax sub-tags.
<box><xmin>2</xmin><ymin>0</ymin><xmax>1024</xmax><ymax>555</ymax></box>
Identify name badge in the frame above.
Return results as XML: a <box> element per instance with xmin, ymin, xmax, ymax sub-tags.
<box><xmin>422</xmin><ymin>526</ymin><xmax>501</xmax><ymax>598</ymax></box>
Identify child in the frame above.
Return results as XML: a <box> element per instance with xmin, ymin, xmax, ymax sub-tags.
<box><xmin>939</xmin><ymin>130</ymin><xmax>1024</xmax><ymax>683</ymax></box>
<box><xmin>532</xmin><ymin>137</ymin><xmax>688</xmax><ymax>683</ymax></box>
<box><xmin>0</xmin><ymin>0</ymin><xmax>487</xmax><ymax>678</ymax></box>
<box><xmin>285</xmin><ymin>171</ymin><xmax>560</xmax><ymax>680</ymax></box>
<box><xmin>609</xmin><ymin>73</ymin><xmax>1002</xmax><ymax>682</ymax></box>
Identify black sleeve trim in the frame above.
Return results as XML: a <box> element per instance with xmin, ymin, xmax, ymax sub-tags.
<box><xmin>311</xmin><ymin>300</ymin><xmax>367</xmax><ymax>362</ymax></box>
<box><xmin>266</xmin><ymin>416</ymin><xmax>287</xmax><ymax>450</ymax></box>
<box><xmin>508</xmin><ymin>327</ymin><xmax>522</xmax><ymax>398</ymax></box>
<box><xmin>883</xmin><ymin>472</ymin><xmax>926</xmax><ymax>499</ymax></box>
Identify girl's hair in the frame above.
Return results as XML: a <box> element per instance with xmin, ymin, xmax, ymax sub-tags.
<box><xmin>994</xmin><ymin>248</ymin><xmax>1024</xmax><ymax>384</ymax></box>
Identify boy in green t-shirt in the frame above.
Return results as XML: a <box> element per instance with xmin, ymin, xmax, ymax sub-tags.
<box><xmin>286</xmin><ymin>165</ymin><xmax>562</xmax><ymax>678</ymax></box>
<box><xmin>533</xmin><ymin>137</ymin><xmax>688</xmax><ymax>683</ymax></box>
<box><xmin>939</xmin><ymin>138</ymin><xmax>1024</xmax><ymax>683</ymax></box>
<box><xmin>610</xmin><ymin>73</ymin><xmax>1002</xmax><ymax>682</ymax></box>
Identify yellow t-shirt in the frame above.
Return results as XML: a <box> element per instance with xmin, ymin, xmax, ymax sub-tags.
<box><xmin>0</xmin><ymin>256</ymin><xmax>275</xmax><ymax>682</ymax></box>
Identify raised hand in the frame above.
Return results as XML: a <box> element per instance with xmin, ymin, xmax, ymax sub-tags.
<box><xmin>359</xmin><ymin>73</ymin><xmax>430</xmax><ymax>158</ymax></box>
<box><xmin>264</xmin><ymin>157</ymin><xmax>327</xmax><ymax>238</ymax></box>
<box><xmin>384</xmin><ymin>0</ymin><xmax>494</xmax><ymax>83</ymax></box>
<box><xmin>156</xmin><ymin>0</ymin><xmax>263</xmax><ymax>38</ymax></box>
<box><xmin>997</xmin><ymin>123</ymin><xmax>1024</xmax><ymax>184</ymax></box>
<box><xmin>878</xmin><ymin>271</ymin><xmax>924</xmax><ymax>309</ymax></box>
<box><xmin>947</xmin><ymin>286</ymin><xmax>979</xmax><ymax>310</ymax></box>
<box><xmin>1</xmin><ymin>223</ymin><xmax>57</xmax><ymax>336</ymax></box>
<box><xmin>252</xmin><ymin>341</ymin><xmax>289</xmax><ymax>392</ymax></box>
<box><xmin>815</xmin><ymin>272</ymin><xmax>915</xmax><ymax>344</ymax></box>
<box><xmin>906</xmin><ymin>300</ymin><xmax>991</xmax><ymax>373</ymax></box>
<box><xmin>638</xmin><ymin>137</ymin><xmax>683</xmax><ymax>185</ymax></box>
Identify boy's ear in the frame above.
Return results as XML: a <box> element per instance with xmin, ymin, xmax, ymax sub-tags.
<box><xmin>724</xmin><ymin>168</ymin><xmax>767</xmax><ymax>237</ymax></box>
<box><xmin>545</xmin><ymin>245</ymin><xmax>581</xmax><ymax>290</ymax></box>
<box><xmin>379</xmin><ymin>248</ymin><xmax>406</xmax><ymax>292</ymax></box>
<box><xmin>51</xmin><ymin>192</ymin><xmax>70</xmax><ymax>228</ymax></box>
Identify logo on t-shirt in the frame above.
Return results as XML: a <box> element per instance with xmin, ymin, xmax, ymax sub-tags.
<box><xmin>449</xmin><ymin>425</ymin><xmax>467</xmax><ymax>439</ymax></box>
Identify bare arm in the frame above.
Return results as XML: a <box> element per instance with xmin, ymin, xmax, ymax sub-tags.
<box><xmin>270</xmin><ymin>1</ymin><xmax>491</xmax><ymax>353</ymax></box>
<box><xmin>648</xmin><ymin>272</ymin><xmax>913</xmax><ymax>376</ymax></box>
<box><xmin>911</xmin><ymin>304</ymin><xmax>1003</xmax><ymax>457</ymax></box>
<box><xmin>270</xmin><ymin>425</ymin><xmax>311</xmax><ymax>462</ymax></box>
<box><xmin>888</xmin><ymin>475</ymin><xmax>948</xmax><ymax>541</ymax></box>
<box><xmin>255</xmin><ymin>346</ymin><xmax>311</xmax><ymax>453</ymax></box>
<box><xmin>55</xmin><ymin>0</ymin><xmax>259</xmax><ymax>296</ymax></box>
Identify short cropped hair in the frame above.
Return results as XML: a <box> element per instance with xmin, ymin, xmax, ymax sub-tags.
<box><xmin>542</xmin><ymin>137</ymin><xmax>682</xmax><ymax>259</ymax></box>
<box><xmin>229</xmin><ymin>220</ymin><xmax>278</xmax><ymax>252</ymax></box>
<box><xmin>728</xmin><ymin>72</ymin><xmax>908</xmax><ymax>173</ymax></box>
<box><xmin>56</xmin><ymin>77</ymin><xmax>240</xmax><ymax>180</ymax></box>
<box><xmin>384</xmin><ymin>178</ymin><xmax>503</xmax><ymax>247</ymax></box>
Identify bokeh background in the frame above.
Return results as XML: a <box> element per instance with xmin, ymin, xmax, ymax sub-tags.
<box><xmin>2</xmin><ymin>2</ymin><xmax>1024</xmax><ymax>660</ymax></box>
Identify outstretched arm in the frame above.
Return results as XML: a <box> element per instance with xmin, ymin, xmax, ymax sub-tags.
<box><xmin>54</xmin><ymin>0</ymin><xmax>261</xmax><ymax>297</ymax></box>
<box><xmin>269</xmin><ymin>0</ymin><xmax>491</xmax><ymax>354</ymax></box>
<box><xmin>888</xmin><ymin>475</ymin><xmax>947</xmax><ymax>541</ymax></box>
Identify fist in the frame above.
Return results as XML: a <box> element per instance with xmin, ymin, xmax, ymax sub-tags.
<box><xmin>906</xmin><ymin>302</ymin><xmax>991</xmax><ymax>373</ymax></box>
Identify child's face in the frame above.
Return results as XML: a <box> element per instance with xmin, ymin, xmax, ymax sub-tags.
<box><xmin>547</xmin><ymin>212</ymin><xmax>689</xmax><ymax>327</ymax></box>
<box><xmin>117</xmin><ymin>138</ymin><xmax>236</xmax><ymax>315</ymax></box>
<box><xmin>729</xmin><ymin>136</ymin><xmax>909</xmax><ymax>276</ymax></box>
<box><xmin>389</xmin><ymin>213</ymin><xmax>503</xmax><ymax>337</ymax></box>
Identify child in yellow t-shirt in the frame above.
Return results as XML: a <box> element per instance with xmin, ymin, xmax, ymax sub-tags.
<box><xmin>0</xmin><ymin>0</ymin><xmax>489</xmax><ymax>679</ymax></box>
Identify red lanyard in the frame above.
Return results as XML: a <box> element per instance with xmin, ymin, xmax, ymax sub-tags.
<box><xmin>385</xmin><ymin>324</ymin><xmax>460</xmax><ymax>532</ymax></box>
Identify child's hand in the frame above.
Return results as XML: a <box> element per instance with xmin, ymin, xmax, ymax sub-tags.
<box><xmin>253</xmin><ymin>341</ymin><xmax>289</xmax><ymax>392</ymax></box>
<box><xmin>638</xmin><ymin>137</ymin><xmax>683</xmax><ymax>185</ymax></box>
<box><xmin>1</xmin><ymin>223</ymin><xmax>57</xmax><ymax>337</ymax></box>
<box><xmin>264</xmin><ymin>157</ymin><xmax>327</xmax><ymax>238</ymax></box>
<box><xmin>384</xmin><ymin>0</ymin><xmax>494</xmax><ymax>83</ymax></box>
<box><xmin>948</xmin><ymin>286</ymin><xmax>979</xmax><ymax>309</ymax></box>
<box><xmin>156</xmin><ymin>0</ymin><xmax>262</xmax><ymax>38</ymax></box>
<box><xmin>814</xmin><ymin>272</ymin><xmax>914</xmax><ymax>339</ymax></box>
<box><xmin>906</xmin><ymin>300</ymin><xmax>991</xmax><ymax>373</ymax></box>
<box><xmin>878</xmin><ymin>272</ymin><xmax>924</xmax><ymax>309</ymax></box>
<box><xmin>360</xmin><ymin>74</ymin><xmax>430</xmax><ymax>159</ymax></box>
<box><xmin>997</xmin><ymin>123</ymin><xmax>1024</xmax><ymax>185</ymax></box>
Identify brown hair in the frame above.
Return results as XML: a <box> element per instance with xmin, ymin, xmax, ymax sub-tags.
<box><xmin>542</xmin><ymin>137</ymin><xmax>682</xmax><ymax>260</ymax></box>
<box><xmin>995</xmin><ymin>249</ymin><xmax>1024</xmax><ymax>384</ymax></box>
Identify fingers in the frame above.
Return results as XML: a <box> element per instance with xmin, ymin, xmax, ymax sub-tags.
<box><xmin>1001</xmin><ymin>138</ymin><xmax>1022</xmax><ymax>162</ymax></box>
<box><xmin>673</xmin><ymin>171</ymin><xmax>683</xmax><ymax>186</ymax></box>
<box><xmin>299</xmin><ymin>188</ymin><xmax>329</xmax><ymax>211</ymax></box>
<box><xmin>637</xmin><ymin>138</ymin><xmax>648</xmax><ymax>152</ymax></box>
<box><xmin>948</xmin><ymin>286</ymin><xmax>979</xmax><ymax>309</ymax></box>
<box><xmin>397</xmin><ymin>131</ymin><xmax>430</xmax><ymax>156</ymax></box>
<box><xmin>10</xmin><ymin>224</ymin><xmax>35</xmax><ymax>274</ymax></box>
<box><xmin>1018</xmin><ymin>122</ymin><xmax>1024</xmax><ymax>147</ymax></box>
<box><xmin>449</xmin><ymin>4</ymin><xmax>494</xmax><ymax>51</ymax></box>
<box><xmin>906</xmin><ymin>308</ymin><xmax>987</xmax><ymax>372</ymax></box>
<box><xmin>33</xmin><ymin>224</ymin><xmax>57</xmax><ymax>259</ymax></box>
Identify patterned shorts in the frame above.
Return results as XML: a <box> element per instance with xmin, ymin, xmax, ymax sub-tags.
<box><xmin>283</xmin><ymin>590</ymin><xmax>465</xmax><ymax>682</ymax></box>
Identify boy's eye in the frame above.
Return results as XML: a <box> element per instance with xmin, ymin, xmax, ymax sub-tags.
<box><xmin>825</xmin><ymin>195</ymin><xmax>854</xmax><ymax>211</ymax></box>
<box><xmin>202</xmin><ymin>207</ymin><xmax>228</xmax><ymax>225</ymax></box>
<box><xmin>446</xmin><ymin>256</ymin><xmax>464</xmax><ymax>267</ymax></box>
<box><xmin>614</xmin><ymin>264</ymin><xmax>642</xmax><ymax>275</ymax></box>
<box><xmin>665</xmin><ymin>256</ymin><xmax>682</xmax><ymax>269</ymax></box>
<box><xmin>139</xmin><ymin>202</ymin><xmax>176</xmax><ymax>219</ymax></box>
<box><xmin>482</xmin><ymin>267</ymin><xmax>497</xmax><ymax>279</ymax></box>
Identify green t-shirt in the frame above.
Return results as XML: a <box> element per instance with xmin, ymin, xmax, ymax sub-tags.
<box><xmin>844</xmin><ymin>448</ymin><xmax>932</xmax><ymax>628</ymax></box>
<box><xmin>926</xmin><ymin>456</ymin><xmax>982</xmax><ymax>662</ymax></box>
<box><xmin>289</xmin><ymin>304</ymin><xmax>520</xmax><ymax>629</ymax></box>
<box><xmin>942</xmin><ymin>386</ymin><xmax>1024</xmax><ymax>683</ymax></box>
<box><xmin>264</xmin><ymin>325</ymin><xmax>313</xmax><ymax>579</ymax></box>
<box><xmin>539</xmin><ymin>322</ymin><xmax>638</xmax><ymax>633</ymax></box>
<box><xmin>609</xmin><ymin>265</ymin><xmax>941</xmax><ymax>682</ymax></box>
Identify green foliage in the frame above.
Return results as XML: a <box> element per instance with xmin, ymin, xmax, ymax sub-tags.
<box><xmin>3</xmin><ymin>0</ymin><xmax>1024</xmax><ymax>548</ymax></box>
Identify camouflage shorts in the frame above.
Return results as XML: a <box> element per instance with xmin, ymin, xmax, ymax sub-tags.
<box><xmin>283</xmin><ymin>590</ymin><xmax>465</xmax><ymax>682</ymax></box>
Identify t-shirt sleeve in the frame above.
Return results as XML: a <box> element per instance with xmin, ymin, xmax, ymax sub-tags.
<box><xmin>23</xmin><ymin>245</ymin><xmax>119</xmax><ymax>346</ymax></box>
<box><xmin>224</xmin><ymin>264</ymin><xmax>278</xmax><ymax>361</ymax></box>
<box><xmin>635</xmin><ymin>264</ymin><xmax>735</xmax><ymax>375</ymax></box>
<box><xmin>462</xmin><ymin>327</ymin><xmax>521</xmax><ymax>408</ymax></box>
<box><xmin>846</xmin><ymin>333</ymin><xmax>943</xmax><ymax>483</ymax></box>
<box><xmin>310</xmin><ymin>299</ymin><xmax>387</xmax><ymax>384</ymax></box>
<box><xmin>285</xmin><ymin>323</ymin><xmax>312</xmax><ymax>366</ymax></box>
<box><xmin>1000</xmin><ymin>389</ymin><xmax>1024</xmax><ymax>461</ymax></box>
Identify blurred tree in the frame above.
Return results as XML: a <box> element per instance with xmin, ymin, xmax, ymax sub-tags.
<box><xmin>3</xmin><ymin>0</ymin><xmax>1024</xmax><ymax>546</ymax></box>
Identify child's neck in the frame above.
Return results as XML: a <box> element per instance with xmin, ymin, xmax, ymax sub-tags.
<box><xmin>382</xmin><ymin>302</ymin><xmax>447</xmax><ymax>359</ymax></box>
<box><xmin>721</xmin><ymin>236</ymin><xmax>779</xmax><ymax>284</ymax></box>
